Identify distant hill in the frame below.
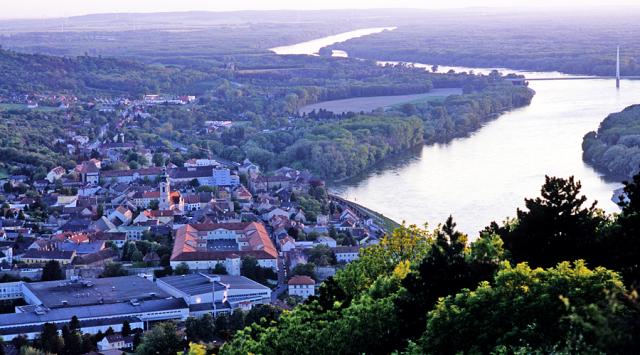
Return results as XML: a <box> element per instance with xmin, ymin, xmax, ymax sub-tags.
<box><xmin>0</xmin><ymin>48</ymin><xmax>210</xmax><ymax>95</ymax></box>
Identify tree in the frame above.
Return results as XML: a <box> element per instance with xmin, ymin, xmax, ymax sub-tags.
<box><xmin>41</xmin><ymin>260</ymin><xmax>63</xmax><ymax>281</ymax></box>
<box><xmin>152</xmin><ymin>153</ymin><xmax>165</xmax><ymax>167</ymax></box>
<box><xmin>244</xmin><ymin>304</ymin><xmax>282</xmax><ymax>327</ymax></box>
<box><xmin>500</xmin><ymin>176</ymin><xmax>604</xmax><ymax>268</ymax></box>
<box><xmin>62</xmin><ymin>325</ymin><xmax>83</xmax><ymax>355</ymax></box>
<box><xmin>104</xmin><ymin>327</ymin><xmax>114</xmax><ymax>336</ymax></box>
<box><xmin>174</xmin><ymin>262</ymin><xmax>190</xmax><ymax>275</ymax></box>
<box><xmin>230</xmin><ymin>309</ymin><xmax>245</xmax><ymax>333</ymax></box>
<box><xmin>69</xmin><ymin>316</ymin><xmax>81</xmax><ymax>331</ymax></box>
<box><xmin>291</xmin><ymin>263</ymin><xmax>317</xmax><ymax>281</ymax></box>
<box><xmin>601</xmin><ymin>170</ymin><xmax>640</xmax><ymax>287</ymax></box>
<box><xmin>38</xmin><ymin>322</ymin><xmax>63</xmax><ymax>354</ymax></box>
<box><xmin>131</xmin><ymin>249</ymin><xmax>143</xmax><ymax>262</ymax></box>
<box><xmin>213</xmin><ymin>263</ymin><xmax>228</xmax><ymax>275</ymax></box>
<box><xmin>101</xmin><ymin>262</ymin><xmax>127</xmax><ymax>277</ymax></box>
<box><xmin>11</xmin><ymin>335</ymin><xmax>27</xmax><ymax>351</ymax></box>
<box><xmin>308</xmin><ymin>245</ymin><xmax>337</xmax><ymax>266</ymax></box>
<box><xmin>18</xmin><ymin>347</ymin><xmax>42</xmax><ymax>355</ymax></box>
<box><xmin>186</xmin><ymin>343</ymin><xmax>207</xmax><ymax>355</ymax></box>
<box><xmin>394</xmin><ymin>216</ymin><xmax>493</xmax><ymax>347</ymax></box>
<box><xmin>122</xmin><ymin>320</ymin><xmax>131</xmax><ymax>337</ymax></box>
<box><xmin>135</xmin><ymin>322</ymin><xmax>183</xmax><ymax>355</ymax></box>
<box><xmin>416</xmin><ymin>261</ymin><xmax>640</xmax><ymax>354</ymax></box>
<box><xmin>186</xmin><ymin>314</ymin><xmax>215</xmax><ymax>342</ymax></box>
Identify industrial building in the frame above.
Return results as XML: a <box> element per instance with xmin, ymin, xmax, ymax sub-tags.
<box><xmin>157</xmin><ymin>273</ymin><xmax>271</xmax><ymax>316</ymax></box>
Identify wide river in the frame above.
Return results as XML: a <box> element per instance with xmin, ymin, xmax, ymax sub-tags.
<box><xmin>272</xmin><ymin>30</ymin><xmax>640</xmax><ymax>237</ymax></box>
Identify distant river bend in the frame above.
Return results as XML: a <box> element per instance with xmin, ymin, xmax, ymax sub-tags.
<box><xmin>272</xmin><ymin>30</ymin><xmax>636</xmax><ymax>237</ymax></box>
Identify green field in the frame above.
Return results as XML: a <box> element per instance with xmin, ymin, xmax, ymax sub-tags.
<box><xmin>299</xmin><ymin>88</ymin><xmax>461</xmax><ymax>115</ymax></box>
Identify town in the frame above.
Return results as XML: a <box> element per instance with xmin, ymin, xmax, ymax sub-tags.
<box><xmin>0</xmin><ymin>91</ymin><xmax>388</xmax><ymax>353</ymax></box>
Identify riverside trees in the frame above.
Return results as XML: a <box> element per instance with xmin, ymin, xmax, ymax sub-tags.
<box><xmin>221</xmin><ymin>173</ymin><xmax>640</xmax><ymax>354</ymax></box>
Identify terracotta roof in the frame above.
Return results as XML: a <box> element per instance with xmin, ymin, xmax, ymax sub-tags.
<box><xmin>288</xmin><ymin>275</ymin><xmax>315</xmax><ymax>285</ymax></box>
<box><xmin>171</xmin><ymin>222</ymin><xmax>277</xmax><ymax>262</ymax></box>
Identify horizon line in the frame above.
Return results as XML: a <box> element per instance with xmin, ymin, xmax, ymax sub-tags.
<box><xmin>1</xmin><ymin>5</ymin><xmax>637</xmax><ymax>21</ymax></box>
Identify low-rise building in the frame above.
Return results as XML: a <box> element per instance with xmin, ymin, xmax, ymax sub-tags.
<box><xmin>170</xmin><ymin>222</ymin><xmax>278</xmax><ymax>271</ymax></box>
<box><xmin>288</xmin><ymin>275</ymin><xmax>315</xmax><ymax>299</ymax></box>
<box><xmin>157</xmin><ymin>273</ymin><xmax>271</xmax><ymax>316</ymax></box>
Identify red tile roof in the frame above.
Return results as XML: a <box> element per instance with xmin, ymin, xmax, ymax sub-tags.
<box><xmin>288</xmin><ymin>275</ymin><xmax>315</xmax><ymax>285</ymax></box>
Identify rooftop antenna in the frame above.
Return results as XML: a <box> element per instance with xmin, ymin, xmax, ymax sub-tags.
<box><xmin>616</xmin><ymin>46</ymin><xmax>621</xmax><ymax>89</ymax></box>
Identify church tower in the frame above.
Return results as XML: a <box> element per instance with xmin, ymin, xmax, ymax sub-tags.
<box><xmin>158</xmin><ymin>166</ymin><xmax>171</xmax><ymax>210</ymax></box>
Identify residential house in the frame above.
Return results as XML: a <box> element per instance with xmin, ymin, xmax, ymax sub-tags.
<box><xmin>46</xmin><ymin>167</ymin><xmax>66</xmax><ymax>183</ymax></box>
<box><xmin>97</xmin><ymin>334</ymin><xmax>134</xmax><ymax>351</ymax></box>
<box><xmin>19</xmin><ymin>250</ymin><xmax>76</xmax><ymax>265</ymax></box>
<box><xmin>288</xmin><ymin>275</ymin><xmax>315</xmax><ymax>299</ymax></box>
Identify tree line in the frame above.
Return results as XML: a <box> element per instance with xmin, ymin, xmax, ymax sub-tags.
<box><xmin>220</xmin><ymin>172</ymin><xmax>640</xmax><ymax>354</ymax></box>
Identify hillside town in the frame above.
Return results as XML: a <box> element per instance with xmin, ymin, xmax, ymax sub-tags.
<box><xmin>0</xmin><ymin>91</ymin><xmax>389</xmax><ymax>352</ymax></box>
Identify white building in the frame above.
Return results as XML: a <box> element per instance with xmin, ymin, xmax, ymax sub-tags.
<box><xmin>98</xmin><ymin>334</ymin><xmax>134</xmax><ymax>351</ymax></box>
<box><xmin>333</xmin><ymin>246</ymin><xmax>360</xmax><ymax>263</ymax></box>
<box><xmin>0</xmin><ymin>276</ymin><xmax>189</xmax><ymax>341</ymax></box>
<box><xmin>46</xmin><ymin>166</ymin><xmax>66</xmax><ymax>183</ymax></box>
<box><xmin>157</xmin><ymin>273</ymin><xmax>271</xmax><ymax>316</ymax></box>
<box><xmin>213</xmin><ymin>168</ymin><xmax>240</xmax><ymax>187</ymax></box>
<box><xmin>170</xmin><ymin>222</ymin><xmax>278</xmax><ymax>271</ymax></box>
<box><xmin>288</xmin><ymin>275</ymin><xmax>315</xmax><ymax>299</ymax></box>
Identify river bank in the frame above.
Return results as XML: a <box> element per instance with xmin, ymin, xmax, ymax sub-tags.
<box><xmin>272</xmin><ymin>28</ymin><xmax>632</xmax><ymax>237</ymax></box>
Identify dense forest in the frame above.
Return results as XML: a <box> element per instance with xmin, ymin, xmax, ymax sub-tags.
<box><xmin>243</xmin><ymin>116</ymin><xmax>425</xmax><ymax>179</ymax></box>
<box><xmin>0</xmin><ymin>49</ymin><xmax>212</xmax><ymax>95</ymax></box>
<box><xmin>582</xmin><ymin>105</ymin><xmax>640</xmax><ymax>179</ymax></box>
<box><xmin>221</xmin><ymin>174</ymin><xmax>640</xmax><ymax>354</ymax></box>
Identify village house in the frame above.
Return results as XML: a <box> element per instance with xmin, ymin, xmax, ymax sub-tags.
<box><xmin>288</xmin><ymin>275</ymin><xmax>315</xmax><ymax>299</ymax></box>
<box><xmin>46</xmin><ymin>166</ymin><xmax>66</xmax><ymax>183</ymax></box>
<box><xmin>97</xmin><ymin>334</ymin><xmax>134</xmax><ymax>351</ymax></box>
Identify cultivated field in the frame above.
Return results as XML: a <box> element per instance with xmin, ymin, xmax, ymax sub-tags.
<box><xmin>299</xmin><ymin>88</ymin><xmax>462</xmax><ymax>114</ymax></box>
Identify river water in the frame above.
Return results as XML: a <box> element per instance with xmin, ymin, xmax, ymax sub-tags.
<box><xmin>273</xmin><ymin>30</ymin><xmax>639</xmax><ymax>237</ymax></box>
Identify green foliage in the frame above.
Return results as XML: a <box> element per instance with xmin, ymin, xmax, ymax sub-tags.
<box><xmin>583</xmin><ymin>104</ymin><xmax>640</xmax><ymax>179</ymax></box>
<box><xmin>499</xmin><ymin>176</ymin><xmax>605</xmax><ymax>268</ymax></box>
<box><xmin>291</xmin><ymin>263</ymin><xmax>317</xmax><ymax>281</ymax></box>
<box><xmin>307</xmin><ymin>245</ymin><xmax>337</xmax><ymax>266</ymax></box>
<box><xmin>100</xmin><ymin>262</ymin><xmax>128</xmax><ymax>278</ymax></box>
<box><xmin>41</xmin><ymin>260</ymin><xmax>63</xmax><ymax>281</ymax></box>
<box><xmin>242</xmin><ymin>115</ymin><xmax>425</xmax><ymax>180</ymax></box>
<box><xmin>241</xmin><ymin>256</ymin><xmax>276</xmax><ymax>285</ymax></box>
<box><xmin>0</xmin><ymin>48</ymin><xmax>210</xmax><ymax>95</ymax></box>
<box><xmin>174</xmin><ymin>262</ymin><xmax>190</xmax><ymax>275</ymax></box>
<box><xmin>37</xmin><ymin>323</ymin><xmax>63</xmax><ymax>354</ymax></box>
<box><xmin>418</xmin><ymin>261</ymin><xmax>639</xmax><ymax>354</ymax></box>
<box><xmin>185</xmin><ymin>314</ymin><xmax>215</xmax><ymax>343</ymax></box>
<box><xmin>135</xmin><ymin>322</ymin><xmax>183</xmax><ymax>355</ymax></box>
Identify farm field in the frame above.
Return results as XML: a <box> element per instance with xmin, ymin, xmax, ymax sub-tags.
<box><xmin>299</xmin><ymin>88</ymin><xmax>461</xmax><ymax>114</ymax></box>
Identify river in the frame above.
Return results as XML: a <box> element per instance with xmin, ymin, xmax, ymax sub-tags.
<box><xmin>270</xmin><ymin>27</ymin><xmax>395</xmax><ymax>56</ymax></box>
<box><xmin>273</xmin><ymin>30</ymin><xmax>638</xmax><ymax>237</ymax></box>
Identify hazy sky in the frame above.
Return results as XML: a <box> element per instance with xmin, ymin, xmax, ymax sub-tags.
<box><xmin>2</xmin><ymin>0</ymin><xmax>638</xmax><ymax>19</ymax></box>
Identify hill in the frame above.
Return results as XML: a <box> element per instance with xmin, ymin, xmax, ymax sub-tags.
<box><xmin>0</xmin><ymin>48</ymin><xmax>210</xmax><ymax>95</ymax></box>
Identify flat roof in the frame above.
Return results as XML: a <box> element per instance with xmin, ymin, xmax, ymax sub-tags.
<box><xmin>0</xmin><ymin>298</ymin><xmax>187</xmax><ymax>328</ymax></box>
<box><xmin>158</xmin><ymin>273</ymin><xmax>269</xmax><ymax>296</ymax></box>
<box><xmin>0</xmin><ymin>316</ymin><xmax>141</xmax><ymax>336</ymax></box>
<box><xmin>24</xmin><ymin>276</ymin><xmax>169</xmax><ymax>308</ymax></box>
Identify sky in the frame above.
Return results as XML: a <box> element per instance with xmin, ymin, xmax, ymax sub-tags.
<box><xmin>1</xmin><ymin>0</ymin><xmax>638</xmax><ymax>19</ymax></box>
